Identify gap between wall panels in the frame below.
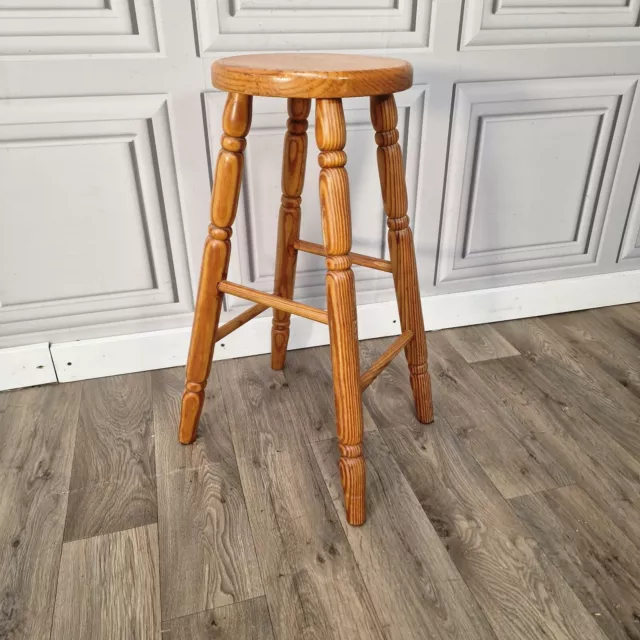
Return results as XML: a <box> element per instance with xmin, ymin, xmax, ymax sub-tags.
<box><xmin>1</xmin><ymin>269</ymin><xmax>640</xmax><ymax>391</ymax></box>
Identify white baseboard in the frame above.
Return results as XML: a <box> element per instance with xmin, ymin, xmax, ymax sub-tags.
<box><xmin>0</xmin><ymin>343</ymin><xmax>57</xmax><ymax>391</ymax></box>
<box><xmin>2</xmin><ymin>269</ymin><xmax>639</xmax><ymax>389</ymax></box>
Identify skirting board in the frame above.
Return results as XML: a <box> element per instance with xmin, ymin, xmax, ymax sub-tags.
<box><xmin>0</xmin><ymin>343</ymin><xmax>57</xmax><ymax>391</ymax></box>
<box><xmin>42</xmin><ymin>269</ymin><xmax>640</xmax><ymax>385</ymax></box>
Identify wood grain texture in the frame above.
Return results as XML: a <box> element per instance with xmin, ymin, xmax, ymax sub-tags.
<box><xmin>378</xmin><ymin>420</ymin><xmax>608</xmax><ymax>640</ymax></box>
<box><xmin>153</xmin><ymin>367</ymin><xmax>263</xmax><ymax>621</ymax></box>
<box><xmin>64</xmin><ymin>373</ymin><xmax>156</xmax><ymax>541</ymax></box>
<box><xmin>218</xmin><ymin>354</ymin><xmax>385</xmax><ymax>640</ymax></box>
<box><xmin>161</xmin><ymin>597</ymin><xmax>275</xmax><ymax>640</ymax></box>
<box><xmin>293</xmin><ymin>239</ymin><xmax>393</xmax><ymax>273</ymax></box>
<box><xmin>442</xmin><ymin>324</ymin><xmax>520</xmax><ymax>363</ymax></box>
<box><xmin>219</xmin><ymin>280</ymin><xmax>328</xmax><ymax>324</ymax></box>
<box><xmin>543</xmin><ymin>309</ymin><xmax>640</xmax><ymax>399</ymax></box>
<box><xmin>0</xmin><ymin>383</ymin><xmax>82</xmax><ymax>640</ymax></box>
<box><xmin>217</xmin><ymin>303</ymin><xmax>269</xmax><ymax>342</ymax></box>
<box><xmin>512</xmin><ymin>485</ymin><xmax>640</xmax><ymax>640</ymax></box>
<box><xmin>493</xmin><ymin>317</ymin><xmax>640</xmax><ymax>461</ymax></box>
<box><xmin>313</xmin><ymin>433</ymin><xmax>497</xmax><ymax>640</ymax></box>
<box><xmin>179</xmin><ymin>92</ymin><xmax>252</xmax><ymax>445</ymax></box>
<box><xmin>360</xmin><ymin>329</ymin><xmax>413</xmax><ymax>390</ymax></box>
<box><xmin>51</xmin><ymin>524</ymin><xmax>161</xmax><ymax>640</ymax></box>
<box><xmin>371</xmin><ymin>93</ymin><xmax>433</xmax><ymax>424</ymax></box>
<box><xmin>317</xmin><ymin>97</ymin><xmax>366</xmax><ymax>526</ymax></box>
<box><xmin>472</xmin><ymin>352</ymin><xmax>640</xmax><ymax>550</ymax></box>
<box><xmin>283</xmin><ymin>346</ymin><xmax>379</xmax><ymax>442</ymax></box>
<box><xmin>271</xmin><ymin>98</ymin><xmax>310</xmax><ymax>371</ymax></box>
<box><xmin>427</xmin><ymin>332</ymin><xmax>572</xmax><ymax>499</ymax></box>
<box><xmin>211</xmin><ymin>53</ymin><xmax>412</xmax><ymax>98</ymax></box>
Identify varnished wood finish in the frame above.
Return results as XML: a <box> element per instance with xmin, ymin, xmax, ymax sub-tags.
<box><xmin>271</xmin><ymin>98</ymin><xmax>310</xmax><ymax>370</ymax></box>
<box><xmin>317</xmin><ymin>97</ymin><xmax>366</xmax><ymax>526</ymax></box>
<box><xmin>360</xmin><ymin>329</ymin><xmax>414</xmax><ymax>390</ymax></box>
<box><xmin>216</xmin><ymin>303</ymin><xmax>268</xmax><ymax>342</ymax></box>
<box><xmin>371</xmin><ymin>94</ymin><xmax>433</xmax><ymax>424</ymax></box>
<box><xmin>212</xmin><ymin>53</ymin><xmax>412</xmax><ymax>98</ymax></box>
<box><xmin>294</xmin><ymin>239</ymin><xmax>393</xmax><ymax>273</ymax></box>
<box><xmin>219</xmin><ymin>280</ymin><xmax>329</xmax><ymax>324</ymax></box>
<box><xmin>179</xmin><ymin>92</ymin><xmax>252</xmax><ymax>445</ymax></box>
<box><xmin>3</xmin><ymin>304</ymin><xmax>640</xmax><ymax>638</ymax></box>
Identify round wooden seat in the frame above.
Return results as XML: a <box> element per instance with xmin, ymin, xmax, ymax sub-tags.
<box><xmin>211</xmin><ymin>53</ymin><xmax>413</xmax><ymax>99</ymax></box>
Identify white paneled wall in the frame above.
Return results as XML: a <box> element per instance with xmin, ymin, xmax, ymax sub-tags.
<box><xmin>1</xmin><ymin>0</ymin><xmax>640</xmax><ymax>389</ymax></box>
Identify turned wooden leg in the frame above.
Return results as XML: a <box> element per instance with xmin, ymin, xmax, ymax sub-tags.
<box><xmin>316</xmin><ymin>98</ymin><xmax>366</xmax><ymax>525</ymax></box>
<box><xmin>271</xmin><ymin>98</ymin><xmax>311</xmax><ymax>370</ymax></box>
<box><xmin>179</xmin><ymin>93</ymin><xmax>252</xmax><ymax>444</ymax></box>
<box><xmin>371</xmin><ymin>94</ymin><xmax>433</xmax><ymax>424</ymax></box>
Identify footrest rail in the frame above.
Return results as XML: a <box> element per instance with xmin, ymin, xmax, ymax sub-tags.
<box><xmin>218</xmin><ymin>281</ymin><xmax>329</xmax><ymax>325</ymax></box>
<box><xmin>294</xmin><ymin>239</ymin><xmax>392</xmax><ymax>273</ymax></box>
<box><xmin>360</xmin><ymin>330</ymin><xmax>414</xmax><ymax>390</ymax></box>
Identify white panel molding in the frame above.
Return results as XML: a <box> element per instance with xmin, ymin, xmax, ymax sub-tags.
<box><xmin>194</xmin><ymin>0</ymin><xmax>431</xmax><ymax>54</ymax></box>
<box><xmin>0</xmin><ymin>0</ymin><xmax>161</xmax><ymax>58</ymax></box>
<box><xmin>45</xmin><ymin>268</ymin><xmax>640</xmax><ymax>384</ymax></box>
<box><xmin>619</xmin><ymin>167</ymin><xmax>640</xmax><ymax>263</ymax></box>
<box><xmin>437</xmin><ymin>76</ymin><xmax>638</xmax><ymax>286</ymax></box>
<box><xmin>203</xmin><ymin>86</ymin><xmax>428</xmax><ymax>311</ymax></box>
<box><xmin>0</xmin><ymin>94</ymin><xmax>193</xmax><ymax>340</ymax></box>
<box><xmin>0</xmin><ymin>343</ymin><xmax>57</xmax><ymax>391</ymax></box>
<box><xmin>461</xmin><ymin>0</ymin><xmax>640</xmax><ymax>48</ymax></box>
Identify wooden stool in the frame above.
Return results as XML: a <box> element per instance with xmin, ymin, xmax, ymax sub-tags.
<box><xmin>178</xmin><ymin>54</ymin><xmax>433</xmax><ymax>526</ymax></box>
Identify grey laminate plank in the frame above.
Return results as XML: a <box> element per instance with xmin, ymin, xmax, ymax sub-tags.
<box><xmin>152</xmin><ymin>367</ymin><xmax>263</xmax><ymax>621</ymax></box>
<box><xmin>283</xmin><ymin>346</ymin><xmax>377</xmax><ymax>441</ymax></box>
<box><xmin>64</xmin><ymin>373</ymin><xmax>157</xmax><ymax>541</ymax></box>
<box><xmin>511</xmin><ymin>485</ymin><xmax>640</xmax><ymax>640</ymax></box>
<box><xmin>440</xmin><ymin>324</ymin><xmax>520</xmax><ymax>363</ymax></box>
<box><xmin>493</xmin><ymin>317</ymin><xmax>640</xmax><ymax>460</ymax></box>
<box><xmin>358</xmin><ymin>337</ymin><xmax>424</xmax><ymax>431</ymax></box>
<box><xmin>472</xmin><ymin>354</ymin><xmax>640</xmax><ymax>551</ymax></box>
<box><xmin>592</xmin><ymin>304</ymin><xmax>640</xmax><ymax>354</ymax></box>
<box><xmin>378</xmin><ymin>420</ymin><xmax>608</xmax><ymax>640</ymax></box>
<box><xmin>425</xmin><ymin>332</ymin><xmax>572</xmax><ymax>498</ymax></box>
<box><xmin>312</xmin><ymin>432</ymin><xmax>497</xmax><ymax>640</ymax></box>
<box><xmin>543</xmin><ymin>310</ymin><xmax>640</xmax><ymax>399</ymax></box>
<box><xmin>161</xmin><ymin>597</ymin><xmax>275</xmax><ymax>640</ymax></box>
<box><xmin>0</xmin><ymin>383</ymin><xmax>82</xmax><ymax>640</ymax></box>
<box><xmin>217</xmin><ymin>354</ymin><xmax>385</xmax><ymax>640</ymax></box>
<box><xmin>51</xmin><ymin>523</ymin><xmax>161</xmax><ymax>640</ymax></box>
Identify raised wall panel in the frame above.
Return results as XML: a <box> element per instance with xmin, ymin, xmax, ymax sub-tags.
<box><xmin>0</xmin><ymin>95</ymin><xmax>192</xmax><ymax>339</ymax></box>
<box><xmin>195</xmin><ymin>0</ymin><xmax>431</xmax><ymax>53</ymax></box>
<box><xmin>437</xmin><ymin>77</ymin><xmax>637</xmax><ymax>287</ymax></box>
<box><xmin>0</xmin><ymin>0</ymin><xmax>161</xmax><ymax>57</ymax></box>
<box><xmin>203</xmin><ymin>87</ymin><xmax>428</xmax><ymax>310</ymax></box>
<box><xmin>461</xmin><ymin>0</ymin><xmax>640</xmax><ymax>48</ymax></box>
<box><xmin>619</xmin><ymin>169</ymin><xmax>640</xmax><ymax>263</ymax></box>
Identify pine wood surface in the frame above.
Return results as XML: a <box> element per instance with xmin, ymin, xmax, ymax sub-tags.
<box><xmin>211</xmin><ymin>53</ymin><xmax>412</xmax><ymax>98</ymax></box>
<box><xmin>317</xmin><ymin>97</ymin><xmax>367</xmax><ymax>526</ymax></box>
<box><xmin>271</xmin><ymin>98</ymin><xmax>310</xmax><ymax>370</ymax></box>
<box><xmin>3</xmin><ymin>304</ymin><xmax>640</xmax><ymax>639</ymax></box>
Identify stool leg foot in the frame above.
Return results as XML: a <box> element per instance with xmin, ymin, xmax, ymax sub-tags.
<box><xmin>317</xmin><ymin>98</ymin><xmax>366</xmax><ymax>525</ymax></box>
<box><xmin>371</xmin><ymin>94</ymin><xmax>433</xmax><ymax>424</ymax></box>
<box><xmin>179</xmin><ymin>93</ymin><xmax>252</xmax><ymax>444</ymax></box>
<box><xmin>271</xmin><ymin>99</ymin><xmax>310</xmax><ymax>370</ymax></box>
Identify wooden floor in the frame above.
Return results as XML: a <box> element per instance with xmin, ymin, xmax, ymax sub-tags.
<box><xmin>2</xmin><ymin>305</ymin><xmax>640</xmax><ymax>639</ymax></box>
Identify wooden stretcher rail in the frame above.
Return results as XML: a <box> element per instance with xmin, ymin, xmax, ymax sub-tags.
<box><xmin>215</xmin><ymin>303</ymin><xmax>269</xmax><ymax>342</ymax></box>
<box><xmin>360</xmin><ymin>330</ymin><xmax>414</xmax><ymax>390</ymax></box>
<box><xmin>294</xmin><ymin>239</ymin><xmax>393</xmax><ymax>273</ymax></box>
<box><xmin>218</xmin><ymin>281</ymin><xmax>329</xmax><ymax>325</ymax></box>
